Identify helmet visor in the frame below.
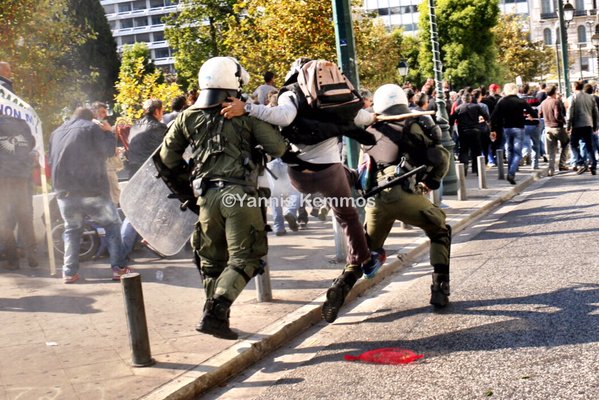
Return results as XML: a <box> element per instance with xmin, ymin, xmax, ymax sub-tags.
<box><xmin>196</xmin><ymin>89</ymin><xmax>238</xmax><ymax>109</ymax></box>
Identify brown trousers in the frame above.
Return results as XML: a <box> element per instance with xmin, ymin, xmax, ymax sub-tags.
<box><xmin>288</xmin><ymin>163</ymin><xmax>370</xmax><ymax>267</ymax></box>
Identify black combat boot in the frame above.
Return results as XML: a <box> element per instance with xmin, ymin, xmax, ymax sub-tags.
<box><xmin>322</xmin><ymin>270</ymin><xmax>358</xmax><ymax>323</ymax></box>
<box><xmin>196</xmin><ymin>298</ymin><xmax>239</xmax><ymax>340</ymax></box>
<box><xmin>430</xmin><ymin>273</ymin><xmax>450</xmax><ymax>308</ymax></box>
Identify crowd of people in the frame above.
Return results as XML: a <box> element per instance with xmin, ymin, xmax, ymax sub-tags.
<box><xmin>2</xmin><ymin>56</ymin><xmax>598</xmax><ymax>341</ymax></box>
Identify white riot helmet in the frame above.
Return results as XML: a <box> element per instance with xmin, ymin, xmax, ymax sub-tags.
<box><xmin>373</xmin><ymin>84</ymin><xmax>410</xmax><ymax>115</ymax></box>
<box><xmin>196</xmin><ymin>57</ymin><xmax>250</xmax><ymax>108</ymax></box>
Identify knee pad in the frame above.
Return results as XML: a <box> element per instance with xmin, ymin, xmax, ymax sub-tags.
<box><xmin>429</xmin><ymin>224</ymin><xmax>452</xmax><ymax>249</ymax></box>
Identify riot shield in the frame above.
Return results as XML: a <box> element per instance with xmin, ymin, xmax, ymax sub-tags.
<box><xmin>120</xmin><ymin>148</ymin><xmax>196</xmax><ymax>256</ymax></box>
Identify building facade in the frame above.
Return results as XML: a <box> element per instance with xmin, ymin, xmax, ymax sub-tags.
<box><xmin>364</xmin><ymin>0</ymin><xmax>599</xmax><ymax>81</ymax></box>
<box><xmin>530</xmin><ymin>0</ymin><xmax>599</xmax><ymax>80</ymax></box>
<box><xmin>100</xmin><ymin>0</ymin><xmax>178</xmax><ymax>73</ymax></box>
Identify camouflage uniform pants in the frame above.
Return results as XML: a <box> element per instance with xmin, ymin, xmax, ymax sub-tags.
<box><xmin>195</xmin><ymin>185</ymin><xmax>267</xmax><ymax>302</ymax></box>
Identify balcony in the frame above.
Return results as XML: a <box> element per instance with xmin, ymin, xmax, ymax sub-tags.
<box><xmin>541</xmin><ymin>12</ymin><xmax>557</xmax><ymax>20</ymax></box>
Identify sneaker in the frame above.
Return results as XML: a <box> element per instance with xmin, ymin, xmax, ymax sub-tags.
<box><xmin>63</xmin><ymin>273</ymin><xmax>80</xmax><ymax>284</ymax></box>
<box><xmin>592</xmin><ymin>169</ymin><xmax>597</xmax><ymax>176</ymax></box>
<box><xmin>547</xmin><ymin>170</ymin><xmax>554</xmax><ymax>177</ymax></box>
<box><xmin>487</xmin><ymin>162</ymin><xmax>496</xmax><ymax>167</ymax></box>
<box><xmin>361</xmin><ymin>249</ymin><xmax>387</xmax><ymax>279</ymax></box>
<box><xmin>318</xmin><ymin>207</ymin><xmax>329</xmax><ymax>221</ymax></box>
<box><xmin>559</xmin><ymin>165</ymin><xmax>569</xmax><ymax>171</ymax></box>
<box><xmin>507</xmin><ymin>175</ymin><xmax>516</xmax><ymax>185</ymax></box>
<box><xmin>112</xmin><ymin>267</ymin><xmax>134</xmax><ymax>281</ymax></box>
<box><xmin>284</xmin><ymin>213</ymin><xmax>299</xmax><ymax>232</ymax></box>
<box><xmin>298</xmin><ymin>221</ymin><xmax>308</xmax><ymax>230</ymax></box>
<box><xmin>576</xmin><ymin>165</ymin><xmax>588</xmax><ymax>175</ymax></box>
<box><xmin>274</xmin><ymin>230</ymin><xmax>287</xmax><ymax>236</ymax></box>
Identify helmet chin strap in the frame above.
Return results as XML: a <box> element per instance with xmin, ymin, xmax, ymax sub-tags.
<box><xmin>227</xmin><ymin>56</ymin><xmax>244</xmax><ymax>94</ymax></box>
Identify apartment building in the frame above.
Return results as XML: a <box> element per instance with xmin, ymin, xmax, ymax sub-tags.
<box><xmin>100</xmin><ymin>0</ymin><xmax>179</xmax><ymax>73</ymax></box>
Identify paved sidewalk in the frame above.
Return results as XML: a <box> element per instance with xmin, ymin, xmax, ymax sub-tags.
<box><xmin>0</xmin><ymin>164</ymin><xmax>550</xmax><ymax>400</ymax></box>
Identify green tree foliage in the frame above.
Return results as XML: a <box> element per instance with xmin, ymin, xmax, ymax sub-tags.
<box><xmin>66</xmin><ymin>0</ymin><xmax>120</xmax><ymax>103</ymax></box>
<box><xmin>493</xmin><ymin>14</ymin><xmax>554</xmax><ymax>83</ymax></box>
<box><xmin>0</xmin><ymin>0</ymin><xmax>89</xmax><ymax>135</ymax></box>
<box><xmin>354</xmin><ymin>16</ymin><xmax>405</xmax><ymax>90</ymax></box>
<box><xmin>419</xmin><ymin>0</ymin><xmax>500</xmax><ymax>88</ymax></box>
<box><xmin>164</xmin><ymin>0</ymin><xmax>236</xmax><ymax>90</ymax></box>
<box><xmin>222</xmin><ymin>0</ymin><xmax>337</xmax><ymax>91</ymax></box>
<box><xmin>114</xmin><ymin>43</ymin><xmax>183</xmax><ymax>121</ymax></box>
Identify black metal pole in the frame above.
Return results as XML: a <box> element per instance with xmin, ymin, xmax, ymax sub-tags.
<box><xmin>558</xmin><ymin>0</ymin><xmax>572</xmax><ymax>97</ymax></box>
<box><xmin>332</xmin><ymin>0</ymin><xmax>360</xmax><ymax>170</ymax></box>
<box><xmin>121</xmin><ymin>273</ymin><xmax>155</xmax><ymax>367</ymax></box>
<box><xmin>556</xmin><ymin>42</ymin><xmax>563</xmax><ymax>94</ymax></box>
<box><xmin>428</xmin><ymin>0</ymin><xmax>457</xmax><ymax>195</ymax></box>
<box><xmin>579</xmin><ymin>44</ymin><xmax>583</xmax><ymax>80</ymax></box>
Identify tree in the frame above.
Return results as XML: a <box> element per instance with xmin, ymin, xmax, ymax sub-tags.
<box><xmin>0</xmin><ymin>0</ymin><xmax>90</xmax><ymax>136</ymax></box>
<box><xmin>353</xmin><ymin>14</ymin><xmax>406</xmax><ymax>90</ymax></box>
<box><xmin>164</xmin><ymin>0</ymin><xmax>237</xmax><ymax>90</ymax></box>
<box><xmin>493</xmin><ymin>14</ymin><xmax>555</xmax><ymax>83</ymax></box>
<box><xmin>66</xmin><ymin>0</ymin><xmax>120</xmax><ymax>103</ymax></box>
<box><xmin>222</xmin><ymin>0</ymin><xmax>337</xmax><ymax>92</ymax></box>
<box><xmin>114</xmin><ymin>43</ymin><xmax>183</xmax><ymax>121</ymax></box>
<box><xmin>419</xmin><ymin>0</ymin><xmax>501</xmax><ymax>88</ymax></box>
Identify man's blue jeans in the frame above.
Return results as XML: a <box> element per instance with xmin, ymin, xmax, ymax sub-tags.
<box><xmin>121</xmin><ymin>217</ymin><xmax>141</xmax><ymax>258</ymax></box>
<box><xmin>504</xmin><ymin>127</ymin><xmax>524</xmax><ymax>177</ymax></box>
<box><xmin>57</xmin><ymin>195</ymin><xmax>126</xmax><ymax>276</ymax></box>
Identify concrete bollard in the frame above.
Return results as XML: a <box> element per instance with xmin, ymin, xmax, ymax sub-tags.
<box><xmin>255</xmin><ymin>257</ymin><xmax>272</xmax><ymax>302</ymax></box>
<box><xmin>477</xmin><ymin>156</ymin><xmax>487</xmax><ymax>189</ymax></box>
<box><xmin>121</xmin><ymin>273</ymin><xmax>155</xmax><ymax>367</ymax></box>
<box><xmin>429</xmin><ymin>188</ymin><xmax>441</xmax><ymax>206</ymax></box>
<box><xmin>456</xmin><ymin>162</ymin><xmax>467</xmax><ymax>201</ymax></box>
<box><xmin>333</xmin><ymin>219</ymin><xmax>347</xmax><ymax>262</ymax></box>
<box><xmin>496</xmin><ymin>149</ymin><xmax>505</xmax><ymax>180</ymax></box>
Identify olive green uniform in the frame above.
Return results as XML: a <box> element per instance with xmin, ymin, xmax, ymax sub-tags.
<box><xmin>364</xmin><ymin>120</ymin><xmax>451</xmax><ymax>271</ymax></box>
<box><xmin>160</xmin><ymin>107</ymin><xmax>286</xmax><ymax>303</ymax></box>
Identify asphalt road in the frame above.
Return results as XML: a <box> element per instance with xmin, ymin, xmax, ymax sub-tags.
<box><xmin>205</xmin><ymin>172</ymin><xmax>599</xmax><ymax>400</ymax></box>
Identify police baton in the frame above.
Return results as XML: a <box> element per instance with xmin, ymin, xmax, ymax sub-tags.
<box><xmin>363</xmin><ymin>165</ymin><xmax>427</xmax><ymax>199</ymax></box>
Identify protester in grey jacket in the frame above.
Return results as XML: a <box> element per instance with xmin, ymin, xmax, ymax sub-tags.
<box><xmin>49</xmin><ymin>107</ymin><xmax>129</xmax><ymax>283</ymax></box>
<box><xmin>566</xmin><ymin>81</ymin><xmax>598</xmax><ymax>174</ymax></box>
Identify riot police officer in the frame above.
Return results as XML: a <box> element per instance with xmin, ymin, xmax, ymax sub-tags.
<box><xmin>362</xmin><ymin>84</ymin><xmax>453</xmax><ymax>307</ymax></box>
<box><xmin>158</xmin><ymin>57</ymin><xmax>288</xmax><ymax>339</ymax></box>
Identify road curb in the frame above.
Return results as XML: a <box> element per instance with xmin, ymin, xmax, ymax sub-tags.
<box><xmin>142</xmin><ymin>170</ymin><xmax>545</xmax><ymax>400</ymax></box>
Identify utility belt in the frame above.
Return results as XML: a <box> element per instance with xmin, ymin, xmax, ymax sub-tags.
<box><xmin>192</xmin><ymin>176</ymin><xmax>255</xmax><ymax>197</ymax></box>
<box><xmin>376</xmin><ymin>158</ymin><xmax>421</xmax><ymax>194</ymax></box>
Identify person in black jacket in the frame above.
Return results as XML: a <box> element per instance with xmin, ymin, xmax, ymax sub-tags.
<box><xmin>121</xmin><ymin>99</ymin><xmax>167</xmax><ymax>259</ymax></box>
<box><xmin>449</xmin><ymin>93</ymin><xmax>489</xmax><ymax>175</ymax></box>
<box><xmin>125</xmin><ymin>99</ymin><xmax>167</xmax><ymax>177</ymax></box>
<box><xmin>49</xmin><ymin>108</ymin><xmax>129</xmax><ymax>283</ymax></box>
<box><xmin>490</xmin><ymin>83</ymin><xmax>535</xmax><ymax>184</ymax></box>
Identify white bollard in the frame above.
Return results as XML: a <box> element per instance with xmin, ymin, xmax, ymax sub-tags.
<box><xmin>333</xmin><ymin>219</ymin><xmax>347</xmax><ymax>262</ymax></box>
<box><xmin>255</xmin><ymin>257</ymin><xmax>272</xmax><ymax>302</ymax></box>
<box><xmin>477</xmin><ymin>155</ymin><xmax>487</xmax><ymax>189</ymax></box>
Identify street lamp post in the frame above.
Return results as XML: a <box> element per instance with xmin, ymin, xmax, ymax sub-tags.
<box><xmin>428</xmin><ymin>0</ymin><xmax>457</xmax><ymax>195</ymax></box>
<box><xmin>578</xmin><ymin>43</ymin><xmax>584</xmax><ymax>80</ymax></box>
<box><xmin>555</xmin><ymin>42</ymin><xmax>564</xmax><ymax>93</ymax></box>
<box><xmin>558</xmin><ymin>0</ymin><xmax>575</xmax><ymax>97</ymax></box>
<box><xmin>397</xmin><ymin>60</ymin><xmax>409</xmax><ymax>82</ymax></box>
<box><xmin>592</xmin><ymin>32</ymin><xmax>599</xmax><ymax>78</ymax></box>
